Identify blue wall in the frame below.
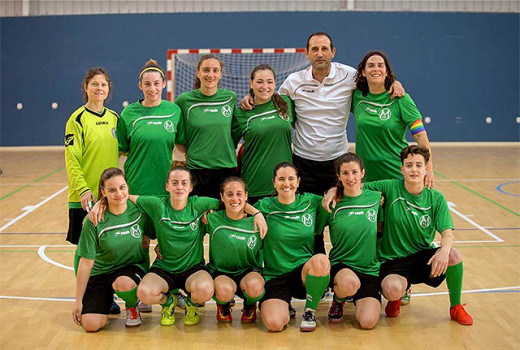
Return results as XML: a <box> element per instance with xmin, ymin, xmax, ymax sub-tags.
<box><xmin>1</xmin><ymin>11</ymin><xmax>518</xmax><ymax>146</ymax></box>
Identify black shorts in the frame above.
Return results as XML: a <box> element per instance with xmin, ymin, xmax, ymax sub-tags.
<box><xmin>190</xmin><ymin>168</ymin><xmax>237</xmax><ymax>199</ymax></box>
<box><xmin>66</xmin><ymin>208</ymin><xmax>87</xmax><ymax>245</ymax></box>
<box><xmin>82</xmin><ymin>265</ymin><xmax>145</xmax><ymax>315</ymax></box>
<box><xmin>379</xmin><ymin>248</ymin><xmax>446</xmax><ymax>289</ymax></box>
<box><xmin>148</xmin><ymin>264</ymin><xmax>207</xmax><ymax>293</ymax></box>
<box><xmin>211</xmin><ymin>269</ymin><xmax>263</xmax><ymax>300</ymax></box>
<box><xmin>330</xmin><ymin>263</ymin><xmax>381</xmax><ymax>303</ymax></box>
<box><xmin>292</xmin><ymin>154</ymin><xmax>338</xmax><ymax>195</ymax></box>
<box><xmin>261</xmin><ymin>264</ymin><xmax>306</xmax><ymax>305</ymax></box>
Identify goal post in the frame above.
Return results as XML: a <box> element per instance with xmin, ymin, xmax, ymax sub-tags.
<box><xmin>166</xmin><ymin>48</ymin><xmax>309</xmax><ymax>102</ymax></box>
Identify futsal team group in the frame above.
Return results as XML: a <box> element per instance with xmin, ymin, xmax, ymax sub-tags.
<box><xmin>65</xmin><ymin>31</ymin><xmax>474</xmax><ymax>333</ymax></box>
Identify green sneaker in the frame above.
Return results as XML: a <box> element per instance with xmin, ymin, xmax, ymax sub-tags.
<box><xmin>160</xmin><ymin>293</ymin><xmax>178</xmax><ymax>326</ymax></box>
<box><xmin>184</xmin><ymin>305</ymin><xmax>202</xmax><ymax>326</ymax></box>
<box><xmin>402</xmin><ymin>288</ymin><xmax>412</xmax><ymax>305</ymax></box>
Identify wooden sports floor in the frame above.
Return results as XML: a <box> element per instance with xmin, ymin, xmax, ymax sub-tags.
<box><xmin>0</xmin><ymin>144</ymin><xmax>519</xmax><ymax>349</ymax></box>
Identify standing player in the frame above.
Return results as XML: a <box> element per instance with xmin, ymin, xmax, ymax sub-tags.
<box><xmin>65</xmin><ymin>67</ymin><xmax>119</xmax><ymax>245</ymax></box>
<box><xmin>175</xmin><ymin>54</ymin><xmax>237</xmax><ymax>199</ymax></box>
<box><xmin>256</xmin><ymin>162</ymin><xmax>330</xmax><ymax>332</ymax></box>
<box><xmin>72</xmin><ymin>168</ymin><xmax>151</xmax><ymax>331</ymax></box>
<box><xmin>232</xmin><ymin>64</ymin><xmax>294</xmax><ymax>205</ymax></box>
<box><xmin>318</xmin><ymin>153</ymin><xmax>382</xmax><ymax>329</ymax></box>
<box><xmin>118</xmin><ymin>59</ymin><xmax>184</xmax><ymax>311</ymax></box>
<box><xmin>206</xmin><ymin>177</ymin><xmax>265</xmax><ymax>324</ymax></box>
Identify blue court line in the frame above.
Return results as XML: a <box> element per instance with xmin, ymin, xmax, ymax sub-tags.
<box><xmin>496</xmin><ymin>181</ymin><xmax>520</xmax><ymax>197</ymax></box>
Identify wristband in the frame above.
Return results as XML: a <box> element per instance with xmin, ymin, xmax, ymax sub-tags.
<box><xmin>253</xmin><ymin>211</ymin><xmax>261</xmax><ymax>216</ymax></box>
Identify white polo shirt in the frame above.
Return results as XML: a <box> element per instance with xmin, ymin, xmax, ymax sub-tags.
<box><xmin>279</xmin><ymin>62</ymin><xmax>356</xmax><ymax>161</ymax></box>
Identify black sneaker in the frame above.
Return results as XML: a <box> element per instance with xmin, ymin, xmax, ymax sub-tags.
<box><xmin>300</xmin><ymin>310</ymin><xmax>317</xmax><ymax>332</ymax></box>
<box><xmin>109</xmin><ymin>298</ymin><xmax>121</xmax><ymax>314</ymax></box>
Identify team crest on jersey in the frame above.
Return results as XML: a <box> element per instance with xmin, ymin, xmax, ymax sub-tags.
<box><xmin>379</xmin><ymin>108</ymin><xmax>391</xmax><ymax>121</ymax></box>
<box><xmin>111</xmin><ymin>127</ymin><xmax>117</xmax><ymax>138</ymax></box>
<box><xmin>302</xmin><ymin>213</ymin><xmax>313</xmax><ymax>227</ymax></box>
<box><xmin>221</xmin><ymin>105</ymin><xmax>232</xmax><ymax>118</ymax></box>
<box><xmin>247</xmin><ymin>235</ymin><xmax>257</xmax><ymax>249</ymax></box>
<box><xmin>190</xmin><ymin>221</ymin><xmax>198</xmax><ymax>231</ymax></box>
<box><xmin>164</xmin><ymin>120</ymin><xmax>175</xmax><ymax>133</ymax></box>
<box><xmin>419</xmin><ymin>214</ymin><xmax>431</xmax><ymax>228</ymax></box>
<box><xmin>130</xmin><ymin>224</ymin><xmax>142</xmax><ymax>238</ymax></box>
<box><xmin>366</xmin><ymin>209</ymin><xmax>377</xmax><ymax>223</ymax></box>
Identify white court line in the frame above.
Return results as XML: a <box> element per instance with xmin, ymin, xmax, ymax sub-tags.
<box><xmin>38</xmin><ymin>246</ymin><xmax>74</xmax><ymax>271</ymax></box>
<box><xmin>0</xmin><ymin>186</ymin><xmax>68</xmax><ymax>233</ymax></box>
<box><xmin>1</xmin><ymin>286</ymin><xmax>518</xmax><ymax>303</ymax></box>
<box><xmin>448</xmin><ymin>202</ymin><xmax>504</xmax><ymax>243</ymax></box>
<box><xmin>436</xmin><ymin>178</ymin><xmax>519</xmax><ymax>182</ymax></box>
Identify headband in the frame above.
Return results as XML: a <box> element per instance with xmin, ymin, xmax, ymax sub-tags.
<box><xmin>139</xmin><ymin>67</ymin><xmax>165</xmax><ymax>79</ymax></box>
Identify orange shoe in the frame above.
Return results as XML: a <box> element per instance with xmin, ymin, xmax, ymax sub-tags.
<box><xmin>385</xmin><ymin>299</ymin><xmax>401</xmax><ymax>317</ymax></box>
<box><xmin>450</xmin><ymin>304</ymin><xmax>473</xmax><ymax>325</ymax></box>
<box><xmin>216</xmin><ymin>303</ymin><xmax>232</xmax><ymax>323</ymax></box>
<box><xmin>240</xmin><ymin>303</ymin><xmax>257</xmax><ymax>324</ymax></box>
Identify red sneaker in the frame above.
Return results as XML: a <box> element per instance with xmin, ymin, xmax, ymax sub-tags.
<box><xmin>328</xmin><ymin>299</ymin><xmax>345</xmax><ymax>323</ymax></box>
<box><xmin>385</xmin><ymin>299</ymin><xmax>402</xmax><ymax>317</ymax></box>
<box><xmin>216</xmin><ymin>303</ymin><xmax>232</xmax><ymax>323</ymax></box>
<box><xmin>450</xmin><ymin>304</ymin><xmax>473</xmax><ymax>325</ymax></box>
<box><xmin>241</xmin><ymin>303</ymin><xmax>257</xmax><ymax>324</ymax></box>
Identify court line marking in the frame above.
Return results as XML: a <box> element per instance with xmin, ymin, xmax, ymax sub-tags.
<box><xmin>38</xmin><ymin>246</ymin><xmax>74</xmax><ymax>271</ymax></box>
<box><xmin>0</xmin><ymin>167</ymin><xmax>64</xmax><ymax>201</ymax></box>
<box><xmin>1</xmin><ymin>286</ymin><xmax>518</xmax><ymax>303</ymax></box>
<box><xmin>496</xmin><ymin>181</ymin><xmax>520</xmax><ymax>197</ymax></box>
<box><xmin>448</xmin><ymin>202</ymin><xmax>504</xmax><ymax>242</ymax></box>
<box><xmin>0</xmin><ymin>186</ymin><xmax>68</xmax><ymax>233</ymax></box>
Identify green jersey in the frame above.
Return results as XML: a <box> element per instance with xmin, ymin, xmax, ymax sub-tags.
<box><xmin>255</xmin><ymin>193</ymin><xmax>323</xmax><ymax>281</ymax></box>
<box><xmin>206</xmin><ymin>210</ymin><xmax>262</xmax><ymax>276</ymax></box>
<box><xmin>74</xmin><ymin>201</ymin><xmax>150</xmax><ymax>276</ymax></box>
<box><xmin>232</xmin><ymin>97</ymin><xmax>294</xmax><ymax>197</ymax></box>
<box><xmin>317</xmin><ymin>190</ymin><xmax>382</xmax><ymax>276</ymax></box>
<box><xmin>118</xmin><ymin>100</ymin><xmax>183</xmax><ymax>196</ymax></box>
<box><xmin>64</xmin><ymin>106</ymin><xmax>119</xmax><ymax>207</ymax></box>
<box><xmin>353</xmin><ymin>90</ymin><xmax>426</xmax><ymax>182</ymax></box>
<box><xmin>136</xmin><ymin>195</ymin><xmax>219</xmax><ymax>273</ymax></box>
<box><xmin>364</xmin><ymin>179</ymin><xmax>454</xmax><ymax>261</ymax></box>
<box><xmin>176</xmin><ymin>88</ymin><xmax>237</xmax><ymax>169</ymax></box>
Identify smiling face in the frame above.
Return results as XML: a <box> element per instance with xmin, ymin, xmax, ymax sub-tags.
<box><xmin>221</xmin><ymin>181</ymin><xmax>248</xmax><ymax>216</ymax></box>
<box><xmin>338</xmin><ymin>161</ymin><xmax>365</xmax><ymax>195</ymax></box>
<box><xmin>306</xmin><ymin>35</ymin><xmax>336</xmax><ymax>73</ymax></box>
<box><xmin>197</xmin><ymin>58</ymin><xmax>222</xmax><ymax>92</ymax></box>
<box><xmin>250</xmin><ymin>69</ymin><xmax>275</xmax><ymax>104</ymax></box>
<box><xmin>166</xmin><ymin>170</ymin><xmax>193</xmax><ymax>202</ymax></box>
<box><xmin>273</xmin><ymin>166</ymin><xmax>300</xmax><ymax>203</ymax></box>
<box><xmin>362</xmin><ymin>54</ymin><xmax>387</xmax><ymax>90</ymax></box>
<box><xmin>139</xmin><ymin>71</ymin><xmax>165</xmax><ymax>106</ymax></box>
<box><xmin>84</xmin><ymin>74</ymin><xmax>110</xmax><ymax>105</ymax></box>
<box><xmin>401</xmin><ymin>153</ymin><xmax>427</xmax><ymax>185</ymax></box>
<box><xmin>101</xmin><ymin>175</ymin><xmax>128</xmax><ymax>208</ymax></box>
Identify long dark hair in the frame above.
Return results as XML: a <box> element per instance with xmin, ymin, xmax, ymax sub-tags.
<box><xmin>98</xmin><ymin>167</ymin><xmax>126</xmax><ymax>207</ymax></box>
<box><xmin>249</xmin><ymin>64</ymin><xmax>290</xmax><ymax>120</ymax></box>
<box><xmin>193</xmin><ymin>54</ymin><xmax>224</xmax><ymax>90</ymax></box>
<box><xmin>355</xmin><ymin>50</ymin><xmax>396</xmax><ymax>96</ymax></box>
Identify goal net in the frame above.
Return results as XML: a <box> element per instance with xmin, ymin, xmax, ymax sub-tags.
<box><xmin>166</xmin><ymin>48</ymin><xmax>309</xmax><ymax>102</ymax></box>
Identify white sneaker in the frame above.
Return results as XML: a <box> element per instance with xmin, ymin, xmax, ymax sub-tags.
<box><xmin>138</xmin><ymin>301</ymin><xmax>152</xmax><ymax>313</ymax></box>
<box><xmin>300</xmin><ymin>310</ymin><xmax>317</xmax><ymax>332</ymax></box>
<box><xmin>176</xmin><ymin>292</ymin><xmax>187</xmax><ymax>309</ymax></box>
<box><xmin>125</xmin><ymin>306</ymin><xmax>142</xmax><ymax>327</ymax></box>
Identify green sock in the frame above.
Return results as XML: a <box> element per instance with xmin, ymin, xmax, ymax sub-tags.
<box><xmin>213</xmin><ymin>295</ymin><xmax>231</xmax><ymax>305</ymax></box>
<box><xmin>446</xmin><ymin>261</ymin><xmax>463</xmax><ymax>307</ymax></box>
<box><xmin>115</xmin><ymin>287</ymin><xmax>138</xmax><ymax>308</ymax></box>
<box><xmin>161</xmin><ymin>293</ymin><xmax>173</xmax><ymax>307</ymax></box>
<box><xmin>186</xmin><ymin>295</ymin><xmax>196</xmax><ymax>307</ymax></box>
<box><xmin>334</xmin><ymin>293</ymin><xmax>348</xmax><ymax>303</ymax></box>
<box><xmin>243</xmin><ymin>289</ymin><xmax>265</xmax><ymax>306</ymax></box>
<box><xmin>304</xmin><ymin>274</ymin><xmax>330</xmax><ymax>310</ymax></box>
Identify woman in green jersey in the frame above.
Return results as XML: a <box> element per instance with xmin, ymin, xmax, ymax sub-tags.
<box><xmin>73</xmin><ymin>168</ymin><xmax>151</xmax><ymax>332</ymax></box>
<box><xmin>319</xmin><ymin>153</ymin><xmax>382</xmax><ymax>329</ymax></box>
<box><xmin>118</xmin><ymin>59</ymin><xmax>184</xmax><ymax>198</ymax></box>
<box><xmin>65</xmin><ymin>67</ymin><xmax>119</xmax><ymax>245</ymax></box>
<box><xmin>353</xmin><ymin>51</ymin><xmax>434</xmax><ymax>187</ymax></box>
<box><xmin>256</xmin><ymin>162</ymin><xmax>330</xmax><ymax>333</ymax></box>
<box><xmin>232</xmin><ymin>64</ymin><xmax>294</xmax><ymax>205</ymax></box>
<box><xmin>175</xmin><ymin>54</ymin><xmax>237</xmax><ymax>199</ymax></box>
<box><xmin>207</xmin><ymin>177</ymin><xmax>265</xmax><ymax>324</ymax></box>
